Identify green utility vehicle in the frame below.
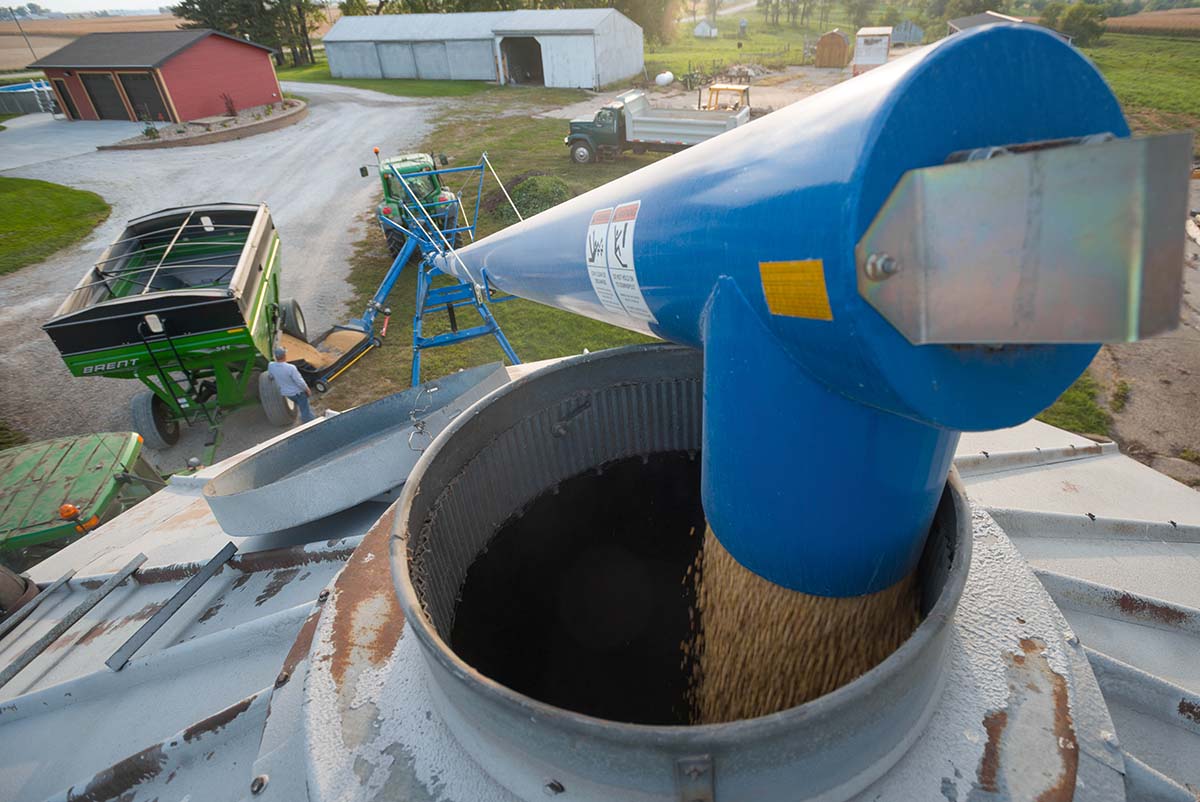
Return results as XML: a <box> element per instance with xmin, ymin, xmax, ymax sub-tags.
<box><xmin>43</xmin><ymin>203</ymin><xmax>306</xmax><ymax>449</ymax></box>
<box><xmin>565</xmin><ymin>89</ymin><xmax>751</xmax><ymax>164</ymax></box>
<box><xmin>370</xmin><ymin>152</ymin><xmax>461</xmax><ymax>257</ymax></box>
<box><xmin>0</xmin><ymin>432</ymin><xmax>162</xmax><ymax>571</ymax></box>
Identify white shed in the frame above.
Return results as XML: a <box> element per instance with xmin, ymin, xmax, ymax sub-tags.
<box><xmin>324</xmin><ymin>9</ymin><xmax>644</xmax><ymax>90</ymax></box>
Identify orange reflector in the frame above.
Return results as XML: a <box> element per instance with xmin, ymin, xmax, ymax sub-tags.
<box><xmin>226</xmin><ymin>327</ymin><xmax>246</xmax><ymax>334</ymax></box>
<box><xmin>58</xmin><ymin>503</ymin><xmax>79</xmax><ymax>520</ymax></box>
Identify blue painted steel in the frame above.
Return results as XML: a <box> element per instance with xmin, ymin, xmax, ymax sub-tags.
<box><xmin>345</xmin><ymin>157</ymin><xmax>521</xmax><ymax>383</ymax></box>
<box><xmin>432</xmin><ymin>26</ymin><xmax>1128</xmax><ymax>595</ymax></box>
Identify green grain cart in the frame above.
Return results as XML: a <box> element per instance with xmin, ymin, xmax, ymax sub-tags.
<box><xmin>42</xmin><ymin>203</ymin><xmax>306</xmax><ymax>449</ymax></box>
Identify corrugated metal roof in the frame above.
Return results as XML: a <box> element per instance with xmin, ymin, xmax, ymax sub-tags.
<box><xmin>0</xmin><ymin>359</ymin><xmax>1195</xmax><ymax>800</ymax></box>
<box><xmin>27</xmin><ymin>30</ymin><xmax>273</xmax><ymax>69</ymax></box>
<box><xmin>324</xmin><ymin>8</ymin><xmax>620</xmax><ymax>42</ymax></box>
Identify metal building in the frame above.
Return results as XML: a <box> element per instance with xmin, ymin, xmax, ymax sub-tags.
<box><xmin>323</xmin><ymin>9</ymin><xmax>644</xmax><ymax>90</ymax></box>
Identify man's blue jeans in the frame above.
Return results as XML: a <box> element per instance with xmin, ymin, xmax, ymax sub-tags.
<box><xmin>288</xmin><ymin>393</ymin><xmax>315</xmax><ymax>423</ymax></box>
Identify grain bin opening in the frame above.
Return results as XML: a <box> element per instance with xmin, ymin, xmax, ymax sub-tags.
<box><xmin>395</xmin><ymin>345</ymin><xmax>968</xmax><ymax>736</ymax></box>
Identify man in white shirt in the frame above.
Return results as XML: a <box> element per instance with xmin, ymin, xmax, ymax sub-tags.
<box><xmin>267</xmin><ymin>346</ymin><xmax>315</xmax><ymax>423</ymax></box>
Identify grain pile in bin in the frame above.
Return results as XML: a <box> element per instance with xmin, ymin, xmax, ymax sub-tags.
<box><xmin>687</xmin><ymin>528</ymin><xmax>921</xmax><ymax>722</ymax></box>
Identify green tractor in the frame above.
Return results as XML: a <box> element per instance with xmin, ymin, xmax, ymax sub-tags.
<box><xmin>42</xmin><ymin>203</ymin><xmax>307</xmax><ymax>450</ymax></box>
<box><xmin>0</xmin><ymin>432</ymin><xmax>162</xmax><ymax>571</ymax></box>
<box><xmin>370</xmin><ymin>151</ymin><xmax>461</xmax><ymax>258</ymax></box>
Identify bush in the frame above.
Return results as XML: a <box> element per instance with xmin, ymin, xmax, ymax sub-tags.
<box><xmin>495</xmin><ymin>175</ymin><xmax>572</xmax><ymax>224</ymax></box>
<box><xmin>1060</xmin><ymin>2</ymin><xmax>1107</xmax><ymax>44</ymax></box>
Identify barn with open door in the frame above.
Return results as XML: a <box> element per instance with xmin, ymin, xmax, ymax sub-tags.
<box><xmin>325</xmin><ymin>9</ymin><xmax>643</xmax><ymax>90</ymax></box>
<box><xmin>29</xmin><ymin>30</ymin><xmax>281</xmax><ymax>123</ymax></box>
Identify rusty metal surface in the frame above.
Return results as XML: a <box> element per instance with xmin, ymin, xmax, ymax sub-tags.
<box><xmin>960</xmin><ymin>419</ymin><xmax>1200</xmax><ymax>799</ymax></box>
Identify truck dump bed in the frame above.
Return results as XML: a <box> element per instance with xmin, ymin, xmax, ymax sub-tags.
<box><xmin>43</xmin><ymin>203</ymin><xmax>276</xmax><ymax>359</ymax></box>
<box><xmin>619</xmin><ymin>90</ymin><xmax>749</xmax><ymax>146</ymax></box>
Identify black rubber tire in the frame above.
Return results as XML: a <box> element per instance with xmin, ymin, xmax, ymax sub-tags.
<box><xmin>384</xmin><ymin>225</ymin><xmax>406</xmax><ymax>258</ymax></box>
<box><xmin>258</xmin><ymin>370</ymin><xmax>298</xmax><ymax>426</ymax></box>
<box><xmin>313</xmin><ymin>379</ymin><xmax>329</xmax><ymax>394</ymax></box>
<box><xmin>130</xmin><ymin>391</ymin><xmax>180</xmax><ymax>450</ymax></box>
<box><xmin>371</xmin><ymin>336</ymin><xmax>383</xmax><ymax>348</ymax></box>
<box><xmin>632</xmin><ymin>145</ymin><xmax>647</xmax><ymax>155</ymax></box>
<box><xmin>280</xmin><ymin>298</ymin><xmax>307</xmax><ymax>341</ymax></box>
<box><xmin>570</xmin><ymin>142</ymin><xmax>594</xmax><ymax>164</ymax></box>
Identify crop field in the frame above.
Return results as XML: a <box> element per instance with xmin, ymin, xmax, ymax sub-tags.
<box><xmin>1107</xmin><ymin>8</ymin><xmax>1200</xmax><ymax>37</ymax></box>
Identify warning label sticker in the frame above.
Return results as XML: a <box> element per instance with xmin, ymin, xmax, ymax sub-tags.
<box><xmin>586</xmin><ymin>208</ymin><xmax>623</xmax><ymax>316</ymax></box>
<box><xmin>584</xmin><ymin>200</ymin><xmax>656</xmax><ymax>323</ymax></box>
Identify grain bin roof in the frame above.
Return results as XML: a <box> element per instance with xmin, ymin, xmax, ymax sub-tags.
<box><xmin>324</xmin><ymin>8</ymin><xmax>621</xmax><ymax>42</ymax></box>
<box><xmin>27</xmin><ymin>30</ymin><xmax>272</xmax><ymax>69</ymax></box>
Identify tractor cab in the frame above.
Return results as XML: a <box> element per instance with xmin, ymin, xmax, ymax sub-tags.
<box><xmin>374</xmin><ymin>153</ymin><xmax>460</xmax><ymax>257</ymax></box>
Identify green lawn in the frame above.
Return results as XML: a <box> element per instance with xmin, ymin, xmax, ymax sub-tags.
<box><xmin>0</xmin><ymin>178</ymin><xmax>109</xmax><ymax>275</ymax></box>
<box><xmin>0</xmin><ymin>113</ymin><xmax>17</xmax><ymax>132</ymax></box>
<box><xmin>1083</xmin><ymin>33</ymin><xmax>1200</xmax><ymax>143</ymax></box>
<box><xmin>646</xmin><ymin>14</ymin><xmax>854</xmax><ymax>77</ymax></box>
<box><xmin>1037</xmin><ymin>371</ymin><xmax>1112</xmax><ymax>436</ymax></box>
<box><xmin>319</xmin><ymin>99</ymin><xmax>659</xmax><ymax>408</ymax></box>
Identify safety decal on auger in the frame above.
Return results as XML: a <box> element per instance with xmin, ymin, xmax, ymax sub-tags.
<box><xmin>585</xmin><ymin>201</ymin><xmax>657</xmax><ymax>324</ymax></box>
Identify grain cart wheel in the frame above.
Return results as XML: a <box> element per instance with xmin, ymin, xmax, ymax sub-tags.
<box><xmin>384</xmin><ymin>225</ymin><xmax>406</xmax><ymax>258</ymax></box>
<box><xmin>570</xmin><ymin>142</ymin><xmax>595</xmax><ymax>164</ymax></box>
<box><xmin>259</xmin><ymin>371</ymin><xmax>298</xmax><ymax>426</ymax></box>
<box><xmin>131</xmin><ymin>391</ymin><xmax>180</xmax><ymax>450</ymax></box>
<box><xmin>280</xmin><ymin>298</ymin><xmax>307</xmax><ymax>341</ymax></box>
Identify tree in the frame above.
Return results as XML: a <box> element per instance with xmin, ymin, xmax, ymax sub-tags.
<box><xmin>338</xmin><ymin>0</ymin><xmax>369</xmax><ymax>13</ymax></box>
<box><xmin>879</xmin><ymin>4</ymin><xmax>901</xmax><ymax>25</ymax></box>
<box><xmin>1039</xmin><ymin>0</ymin><xmax>1065</xmax><ymax>28</ymax></box>
<box><xmin>943</xmin><ymin>0</ymin><xmax>997</xmax><ymax>20</ymax></box>
<box><xmin>843</xmin><ymin>0</ymin><xmax>874</xmax><ymax>27</ymax></box>
<box><xmin>1059</xmin><ymin>1</ymin><xmax>1105</xmax><ymax>44</ymax></box>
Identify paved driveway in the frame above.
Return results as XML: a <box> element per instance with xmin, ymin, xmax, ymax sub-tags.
<box><xmin>0</xmin><ymin>115</ymin><xmax>146</xmax><ymax>172</ymax></box>
<box><xmin>0</xmin><ymin>82</ymin><xmax>443</xmax><ymax>469</ymax></box>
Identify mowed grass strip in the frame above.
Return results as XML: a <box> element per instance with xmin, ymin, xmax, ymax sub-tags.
<box><xmin>0</xmin><ymin>112</ymin><xmax>17</xmax><ymax>131</ymax></box>
<box><xmin>0</xmin><ymin>177</ymin><xmax>109</xmax><ymax>275</ymax></box>
<box><xmin>319</xmin><ymin>110</ymin><xmax>662</xmax><ymax>409</ymax></box>
<box><xmin>276</xmin><ymin>55</ymin><xmax>490</xmax><ymax>97</ymax></box>
<box><xmin>1083</xmin><ymin>33</ymin><xmax>1200</xmax><ymax>145</ymax></box>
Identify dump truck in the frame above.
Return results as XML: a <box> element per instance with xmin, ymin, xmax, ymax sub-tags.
<box><xmin>42</xmin><ymin>203</ymin><xmax>306</xmax><ymax>449</ymax></box>
<box><xmin>371</xmin><ymin>152</ymin><xmax>461</xmax><ymax>257</ymax></box>
<box><xmin>565</xmin><ymin>89</ymin><xmax>751</xmax><ymax>164</ymax></box>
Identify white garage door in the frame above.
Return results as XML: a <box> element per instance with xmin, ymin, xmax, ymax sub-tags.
<box><xmin>413</xmin><ymin>42</ymin><xmax>451</xmax><ymax>79</ymax></box>
<box><xmin>377</xmin><ymin>43</ymin><xmax>417</xmax><ymax>78</ymax></box>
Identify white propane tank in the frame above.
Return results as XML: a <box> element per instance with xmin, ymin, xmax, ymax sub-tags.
<box><xmin>655</xmin><ymin>71</ymin><xmax>674</xmax><ymax>86</ymax></box>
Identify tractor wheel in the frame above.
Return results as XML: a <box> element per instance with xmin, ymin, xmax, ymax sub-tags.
<box><xmin>570</xmin><ymin>142</ymin><xmax>595</xmax><ymax>164</ymax></box>
<box><xmin>280</xmin><ymin>298</ymin><xmax>307</xmax><ymax>341</ymax></box>
<box><xmin>258</xmin><ymin>371</ymin><xmax>298</xmax><ymax>426</ymax></box>
<box><xmin>313</xmin><ymin>379</ymin><xmax>329</xmax><ymax>394</ymax></box>
<box><xmin>131</xmin><ymin>391</ymin><xmax>180</xmax><ymax>450</ymax></box>
<box><xmin>384</xmin><ymin>225</ymin><xmax>406</xmax><ymax>258</ymax></box>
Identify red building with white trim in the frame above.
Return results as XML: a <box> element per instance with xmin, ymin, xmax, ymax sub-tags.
<box><xmin>29</xmin><ymin>30</ymin><xmax>282</xmax><ymax>124</ymax></box>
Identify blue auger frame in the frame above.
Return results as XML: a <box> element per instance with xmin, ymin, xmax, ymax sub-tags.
<box><xmin>362</xmin><ymin>155</ymin><xmax>521</xmax><ymax>386</ymax></box>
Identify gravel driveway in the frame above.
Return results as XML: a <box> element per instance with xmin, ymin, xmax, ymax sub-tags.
<box><xmin>0</xmin><ymin>82</ymin><xmax>443</xmax><ymax>468</ymax></box>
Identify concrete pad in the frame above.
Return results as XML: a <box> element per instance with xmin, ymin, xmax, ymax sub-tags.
<box><xmin>0</xmin><ymin>113</ymin><xmax>146</xmax><ymax>171</ymax></box>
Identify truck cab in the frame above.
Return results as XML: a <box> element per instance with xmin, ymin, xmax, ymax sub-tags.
<box><xmin>566</xmin><ymin>104</ymin><xmax>625</xmax><ymax>164</ymax></box>
<box><xmin>376</xmin><ymin>153</ymin><xmax>460</xmax><ymax>256</ymax></box>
